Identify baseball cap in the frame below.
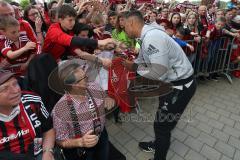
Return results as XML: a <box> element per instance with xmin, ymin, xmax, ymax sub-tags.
<box><xmin>0</xmin><ymin>70</ymin><xmax>15</xmax><ymax>85</ymax></box>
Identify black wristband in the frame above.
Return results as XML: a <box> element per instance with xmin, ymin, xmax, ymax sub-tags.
<box><xmin>71</xmin><ymin>37</ymin><xmax>98</xmax><ymax>49</ymax></box>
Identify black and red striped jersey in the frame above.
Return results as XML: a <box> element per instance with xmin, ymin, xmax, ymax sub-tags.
<box><xmin>0</xmin><ymin>91</ymin><xmax>52</xmax><ymax>155</ymax></box>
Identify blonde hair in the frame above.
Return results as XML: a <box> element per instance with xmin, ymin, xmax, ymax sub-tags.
<box><xmin>91</xmin><ymin>13</ymin><xmax>105</xmax><ymax>26</ymax></box>
<box><xmin>186</xmin><ymin>11</ymin><xmax>198</xmax><ymax>20</ymax></box>
<box><xmin>184</xmin><ymin>11</ymin><xmax>199</xmax><ymax>33</ymax></box>
<box><xmin>0</xmin><ymin>15</ymin><xmax>19</xmax><ymax>30</ymax></box>
<box><xmin>216</xmin><ymin>9</ymin><xmax>224</xmax><ymax>14</ymax></box>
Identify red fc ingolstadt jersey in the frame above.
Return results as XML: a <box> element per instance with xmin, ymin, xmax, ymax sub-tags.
<box><xmin>19</xmin><ymin>20</ymin><xmax>38</xmax><ymax>44</ymax></box>
<box><xmin>43</xmin><ymin>23</ymin><xmax>74</xmax><ymax>60</ymax></box>
<box><xmin>0</xmin><ymin>34</ymin><xmax>40</xmax><ymax>65</ymax></box>
<box><xmin>0</xmin><ymin>91</ymin><xmax>53</xmax><ymax>155</ymax></box>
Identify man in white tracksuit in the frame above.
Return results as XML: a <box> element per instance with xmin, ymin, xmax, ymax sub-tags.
<box><xmin>123</xmin><ymin>11</ymin><xmax>197</xmax><ymax>160</ymax></box>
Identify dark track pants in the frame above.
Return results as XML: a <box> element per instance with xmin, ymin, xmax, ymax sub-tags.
<box><xmin>154</xmin><ymin>78</ymin><xmax>197</xmax><ymax>160</ymax></box>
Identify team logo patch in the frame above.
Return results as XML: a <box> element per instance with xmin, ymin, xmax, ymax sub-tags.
<box><xmin>0</xmin><ymin>129</ymin><xmax>30</xmax><ymax>144</ymax></box>
<box><xmin>111</xmin><ymin>70</ymin><xmax>119</xmax><ymax>83</ymax></box>
<box><xmin>147</xmin><ymin>44</ymin><xmax>159</xmax><ymax>55</ymax></box>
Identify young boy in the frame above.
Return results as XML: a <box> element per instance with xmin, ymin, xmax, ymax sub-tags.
<box><xmin>74</xmin><ymin>23</ymin><xmax>92</xmax><ymax>39</ymax></box>
<box><xmin>43</xmin><ymin>4</ymin><xmax>113</xmax><ymax>67</ymax></box>
<box><xmin>72</xmin><ymin>23</ymin><xmax>114</xmax><ymax>55</ymax></box>
<box><xmin>173</xmin><ymin>27</ymin><xmax>194</xmax><ymax>52</ymax></box>
<box><xmin>206</xmin><ymin>17</ymin><xmax>226</xmax><ymax>40</ymax></box>
<box><xmin>105</xmin><ymin>11</ymin><xmax>117</xmax><ymax>33</ymax></box>
<box><xmin>171</xmin><ymin>27</ymin><xmax>195</xmax><ymax>63</ymax></box>
<box><xmin>205</xmin><ymin>17</ymin><xmax>226</xmax><ymax>80</ymax></box>
<box><xmin>0</xmin><ymin>16</ymin><xmax>39</xmax><ymax>75</ymax></box>
<box><xmin>215</xmin><ymin>9</ymin><xmax>225</xmax><ymax>19</ymax></box>
<box><xmin>0</xmin><ymin>1</ymin><xmax>38</xmax><ymax>45</ymax></box>
<box><xmin>71</xmin><ymin>23</ymin><xmax>94</xmax><ymax>57</ymax></box>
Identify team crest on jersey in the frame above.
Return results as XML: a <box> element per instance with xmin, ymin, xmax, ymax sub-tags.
<box><xmin>111</xmin><ymin>70</ymin><xmax>119</xmax><ymax>83</ymax></box>
<box><xmin>147</xmin><ymin>44</ymin><xmax>159</xmax><ymax>55</ymax></box>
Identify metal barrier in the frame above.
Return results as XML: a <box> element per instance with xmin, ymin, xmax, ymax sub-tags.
<box><xmin>223</xmin><ymin>37</ymin><xmax>240</xmax><ymax>83</ymax></box>
<box><xmin>183</xmin><ymin>37</ymin><xmax>236</xmax><ymax>83</ymax></box>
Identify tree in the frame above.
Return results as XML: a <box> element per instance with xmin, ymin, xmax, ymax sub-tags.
<box><xmin>20</xmin><ymin>0</ymin><xmax>30</xmax><ymax>9</ymax></box>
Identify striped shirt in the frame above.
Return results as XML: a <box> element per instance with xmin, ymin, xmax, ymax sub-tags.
<box><xmin>0</xmin><ymin>91</ymin><xmax>52</xmax><ymax>155</ymax></box>
<box><xmin>52</xmin><ymin>82</ymin><xmax>106</xmax><ymax>141</ymax></box>
<box><xmin>0</xmin><ymin>33</ymin><xmax>40</xmax><ymax>74</ymax></box>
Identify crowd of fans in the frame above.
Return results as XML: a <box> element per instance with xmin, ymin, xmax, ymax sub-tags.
<box><xmin>0</xmin><ymin>0</ymin><xmax>240</xmax><ymax>159</ymax></box>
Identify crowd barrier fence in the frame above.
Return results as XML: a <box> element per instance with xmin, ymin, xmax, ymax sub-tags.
<box><xmin>184</xmin><ymin>37</ymin><xmax>239</xmax><ymax>84</ymax></box>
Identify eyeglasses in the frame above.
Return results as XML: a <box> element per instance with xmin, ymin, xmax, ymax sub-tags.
<box><xmin>73</xmin><ymin>75</ymin><xmax>87</xmax><ymax>84</ymax></box>
<box><xmin>28</xmin><ymin>12</ymin><xmax>39</xmax><ymax>17</ymax></box>
<box><xmin>64</xmin><ymin>73</ymin><xmax>87</xmax><ymax>85</ymax></box>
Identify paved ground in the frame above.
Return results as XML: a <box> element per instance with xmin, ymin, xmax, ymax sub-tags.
<box><xmin>106</xmin><ymin>77</ymin><xmax>240</xmax><ymax>160</ymax></box>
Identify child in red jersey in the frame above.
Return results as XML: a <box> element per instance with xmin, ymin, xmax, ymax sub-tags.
<box><xmin>0</xmin><ymin>1</ymin><xmax>38</xmax><ymax>46</ymax></box>
<box><xmin>206</xmin><ymin>17</ymin><xmax>226</xmax><ymax>41</ymax></box>
<box><xmin>205</xmin><ymin>17</ymin><xmax>226</xmax><ymax>80</ymax></box>
<box><xmin>0</xmin><ymin>16</ymin><xmax>39</xmax><ymax>75</ymax></box>
<box><xmin>43</xmin><ymin>4</ymin><xmax>114</xmax><ymax>67</ymax></box>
